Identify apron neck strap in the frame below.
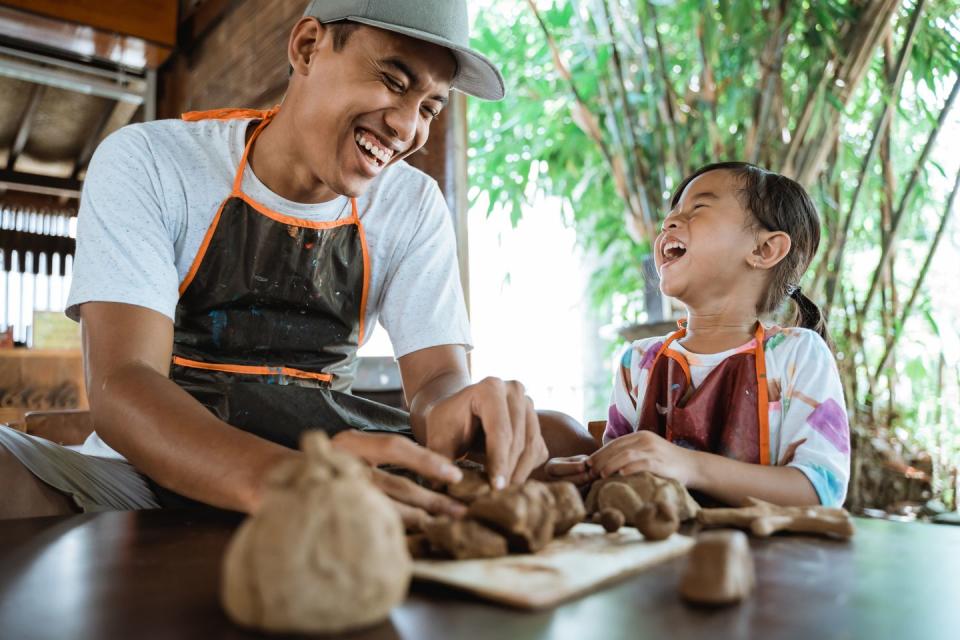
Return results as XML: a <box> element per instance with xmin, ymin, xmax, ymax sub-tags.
<box><xmin>232</xmin><ymin>106</ymin><xmax>281</xmax><ymax>195</ymax></box>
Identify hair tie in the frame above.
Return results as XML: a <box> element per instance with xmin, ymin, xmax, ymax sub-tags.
<box><xmin>788</xmin><ymin>285</ymin><xmax>803</xmax><ymax>300</ymax></box>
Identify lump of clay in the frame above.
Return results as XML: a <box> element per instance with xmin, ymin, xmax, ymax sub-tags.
<box><xmin>679</xmin><ymin>530</ymin><xmax>755</xmax><ymax>606</ymax></box>
<box><xmin>468</xmin><ymin>481</ymin><xmax>557</xmax><ymax>552</ymax></box>
<box><xmin>221</xmin><ymin>432</ymin><xmax>410</xmax><ymax>634</ymax></box>
<box><xmin>546</xmin><ymin>481</ymin><xmax>586</xmax><ymax>536</ymax></box>
<box><xmin>421</xmin><ymin>517</ymin><xmax>509</xmax><ymax>560</ymax></box>
<box><xmin>585</xmin><ymin>472</ymin><xmax>700</xmax><ymax>522</ymax></box>
<box><xmin>592</xmin><ymin>480</ymin><xmax>680</xmax><ymax>540</ymax></box>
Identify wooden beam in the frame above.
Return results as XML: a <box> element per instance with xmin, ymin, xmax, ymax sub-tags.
<box><xmin>0</xmin><ymin>0</ymin><xmax>178</xmax><ymax>47</ymax></box>
<box><xmin>0</xmin><ymin>191</ymin><xmax>77</xmax><ymax>212</ymax></box>
<box><xmin>0</xmin><ymin>169</ymin><xmax>82</xmax><ymax>199</ymax></box>
<box><xmin>6</xmin><ymin>83</ymin><xmax>44</xmax><ymax>172</ymax></box>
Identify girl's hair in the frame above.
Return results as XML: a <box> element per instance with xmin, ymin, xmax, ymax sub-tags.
<box><xmin>669</xmin><ymin>161</ymin><xmax>830</xmax><ymax>345</ymax></box>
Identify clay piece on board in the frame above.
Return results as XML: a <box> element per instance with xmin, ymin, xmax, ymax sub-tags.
<box><xmin>584</xmin><ymin>472</ymin><xmax>701</xmax><ymax>522</ymax></box>
<box><xmin>679</xmin><ymin>530</ymin><xmax>755</xmax><ymax>606</ymax></box>
<box><xmin>591</xmin><ymin>479</ymin><xmax>682</xmax><ymax>540</ymax></box>
<box><xmin>221</xmin><ymin>432</ymin><xmax>411</xmax><ymax>635</ymax></box>
<box><xmin>599</xmin><ymin>508</ymin><xmax>625</xmax><ymax>533</ymax></box>
<box><xmin>697</xmin><ymin>497</ymin><xmax>855</xmax><ymax>540</ymax></box>
<box><xmin>468</xmin><ymin>481</ymin><xmax>557</xmax><ymax>552</ymax></box>
<box><xmin>421</xmin><ymin>517</ymin><xmax>509</xmax><ymax>560</ymax></box>
<box><xmin>546</xmin><ymin>481</ymin><xmax>587</xmax><ymax>536</ymax></box>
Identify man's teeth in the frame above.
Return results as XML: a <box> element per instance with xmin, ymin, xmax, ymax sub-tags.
<box><xmin>354</xmin><ymin>132</ymin><xmax>394</xmax><ymax>165</ymax></box>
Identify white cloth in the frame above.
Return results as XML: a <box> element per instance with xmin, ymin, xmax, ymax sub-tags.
<box><xmin>604</xmin><ymin>326</ymin><xmax>851</xmax><ymax>506</ymax></box>
<box><xmin>67</xmin><ymin>115</ymin><xmax>472</xmax><ymax>459</ymax></box>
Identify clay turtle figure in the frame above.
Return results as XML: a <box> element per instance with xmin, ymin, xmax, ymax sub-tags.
<box><xmin>221</xmin><ymin>432</ymin><xmax>411</xmax><ymax>634</ymax></box>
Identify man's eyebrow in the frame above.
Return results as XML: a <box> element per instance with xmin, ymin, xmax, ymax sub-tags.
<box><xmin>381</xmin><ymin>58</ymin><xmax>449</xmax><ymax>105</ymax></box>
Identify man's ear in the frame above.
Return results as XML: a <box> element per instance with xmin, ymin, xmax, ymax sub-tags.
<box><xmin>751</xmin><ymin>231</ymin><xmax>791</xmax><ymax>270</ymax></box>
<box><xmin>288</xmin><ymin>17</ymin><xmax>327</xmax><ymax>75</ymax></box>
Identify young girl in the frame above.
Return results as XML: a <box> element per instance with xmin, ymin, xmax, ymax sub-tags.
<box><xmin>548</xmin><ymin>162</ymin><xmax>850</xmax><ymax>507</ymax></box>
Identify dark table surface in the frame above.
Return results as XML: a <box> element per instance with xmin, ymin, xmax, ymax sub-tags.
<box><xmin>1</xmin><ymin>509</ymin><xmax>958</xmax><ymax>640</ymax></box>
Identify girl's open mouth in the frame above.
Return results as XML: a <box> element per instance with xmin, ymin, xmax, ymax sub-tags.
<box><xmin>660</xmin><ymin>239</ymin><xmax>687</xmax><ymax>268</ymax></box>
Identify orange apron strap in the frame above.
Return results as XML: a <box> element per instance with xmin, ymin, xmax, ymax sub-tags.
<box><xmin>230</xmin><ymin>106</ymin><xmax>280</xmax><ymax>194</ymax></box>
<box><xmin>172</xmin><ymin>356</ymin><xmax>333</xmax><ymax>383</ymax></box>
<box><xmin>753</xmin><ymin>323</ymin><xmax>771</xmax><ymax>465</ymax></box>
<box><xmin>353</xmin><ymin>199</ymin><xmax>371</xmax><ymax>344</ymax></box>
<box><xmin>181</xmin><ymin>107</ymin><xmax>277</xmax><ymax>122</ymax></box>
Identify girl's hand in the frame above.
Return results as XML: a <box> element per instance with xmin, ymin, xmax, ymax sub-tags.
<box><xmin>543</xmin><ymin>454</ymin><xmax>593</xmax><ymax>486</ymax></box>
<box><xmin>588</xmin><ymin>431</ymin><xmax>699</xmax><ymax>486</ymax></box>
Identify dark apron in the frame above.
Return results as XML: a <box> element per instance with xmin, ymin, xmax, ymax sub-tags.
<box><xmin>151</xmin><ymin>106</ymin><xmax>410</xmax><ymax>507</ymax></box>
<box><xmin>637</xmin><ymin>322</ymin><xmax>771</xmax><ymax>466</ymax></box>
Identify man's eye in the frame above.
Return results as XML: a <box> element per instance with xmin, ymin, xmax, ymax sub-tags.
<box><xmin>383</xmin><ymin>75</ymin><xmax>405</xmax><ymax>92</ymax></box>
<box><xmin>422</xmin><ymin>107</ymin><xmax>440</xmax><ymax>119</ymax></box>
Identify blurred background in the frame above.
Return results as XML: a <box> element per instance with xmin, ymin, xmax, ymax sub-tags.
<box><xmin>0</xmin><ymin>0</ymin><xmax>957</xmax><ymax>518</ymax></box>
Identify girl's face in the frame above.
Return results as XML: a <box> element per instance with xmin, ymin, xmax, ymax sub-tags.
<box><xmin>655</xmin><ymin>170</ymin><xmax>759</xmax><ymax>306</ymax></box>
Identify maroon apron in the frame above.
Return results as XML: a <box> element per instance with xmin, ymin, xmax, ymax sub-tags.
<box><xmin>156</xmin><ymin>107</ymin><xmax>411</xmax><ymax>506</ymax></box>
<box><xmin>637</xmin><ymin>323</ymin><xmax>771</xmax><ymax>465</ymax></box>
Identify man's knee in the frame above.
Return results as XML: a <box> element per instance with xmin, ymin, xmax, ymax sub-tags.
<box><xmin>537</xmin><ymin>410</ymin><xmax>598</xmax><ymax>458</ymax></box>
<box><xmin>0</xmin><ymin>445</ymin><xmax>79</xmax><ymax>520</ymax></box>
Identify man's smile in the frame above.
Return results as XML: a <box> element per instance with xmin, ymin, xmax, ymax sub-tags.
<box><xmin>354</xmin><ymin>128</ymin><xmax>397</xmax><ymax>170</ymax></box>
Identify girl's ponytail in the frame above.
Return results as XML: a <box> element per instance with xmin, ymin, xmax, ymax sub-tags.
<box><xmin>787</xmin><ymin>286</ymin><xmax>832</xmax><ymax>348</ymax></box>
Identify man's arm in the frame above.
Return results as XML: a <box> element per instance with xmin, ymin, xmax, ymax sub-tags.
<box><xmin>81</xmin><ymin>302</ymin><xmax>298</xmax><ymax>512</ymax></box>
<box><xmin>399</xmin><ymin>344</ymin><xmax>548</xmax><ymax>488</ymax></box>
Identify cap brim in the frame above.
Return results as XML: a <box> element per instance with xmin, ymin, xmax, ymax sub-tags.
<box><xmin>336</xmin><ymin>16</ymin><xmax>505</xmax><ymax>101</ymax></box>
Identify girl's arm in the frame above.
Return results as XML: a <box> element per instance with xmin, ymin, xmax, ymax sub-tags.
<box><xmin>687</xmin><ymin>448</ymin><xmax>818</xmax><ymax>506</ymax></box>
<box><xmin>588</xmin><ymin>430</ymin><xmax>819</xmax><ymax>506</ymax></box>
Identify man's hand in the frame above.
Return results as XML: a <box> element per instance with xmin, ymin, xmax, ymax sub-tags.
<box><xmin>331</xmin><ymin>430</ymin><xmax>467</xmax><ymax>529</ymax></box>
<box><xmin>423</xmin><ymin>377</ymin><xmax>548</xmax><ymax>489</ymax></box>
<box><xmin>588</xmin><ymin>430</ymin><xmax>699</xmax><ymax>485</ymax></box>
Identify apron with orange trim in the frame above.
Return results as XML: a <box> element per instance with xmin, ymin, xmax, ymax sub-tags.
<box><xmin>636</xmin><ymin>323</ymin><xmax>771</xmax><ymax>465</ymax></box>
<box><xmin>159</xmin><ymin>107</ymin><xmax>409</xmax><ymax>505</ymax></box>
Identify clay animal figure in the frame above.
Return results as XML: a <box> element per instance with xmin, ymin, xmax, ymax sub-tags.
<box><xmin>679</xmin><ymin>530</ymin><xmax>755</xmax><ymax>606</ymax></box>
<box><xmin>221</xmin><ymin>432</ymin><xmax>410</xmax><ymax>634</ymax></box>
<box><xmin>697</xmin><ymin>497</ymin><xmax>855</xmax><ymax>539</ymax></box>
<box><xmin>584</xmin><ymin>472</ymin><xmax>698</xmax><ymax>539</ymax></box>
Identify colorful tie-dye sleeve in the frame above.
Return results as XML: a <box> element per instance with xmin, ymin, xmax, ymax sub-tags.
<box><xmin>603</xmin><ymin>337</ymin><xmax>664</xmax><ymax>445</ymax></box>
<box><xmin>773</xmin><ymin>329</ymin><xmax>851</xmax><ymax>507</ymax></box>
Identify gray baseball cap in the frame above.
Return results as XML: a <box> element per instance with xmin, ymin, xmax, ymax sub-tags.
<box><xmin>303</xmin><ymin>0</ymin><xmax>505</xmax><ymax>100</ymax></box>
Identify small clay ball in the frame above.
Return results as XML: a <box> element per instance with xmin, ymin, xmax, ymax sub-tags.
<box><xmin>636</xmin><ymin>500</ymin><xmax>680</xmax><ymax>541</ymax></box>
<box><xmin>600</xmin><ymin>508</ymin><xmax>625</xmax><ymax>533</ymax></box>
<box><xmin>221</xmin><ymin>432</ymin><xmax>410</xmax><ymax>634</ymax></box>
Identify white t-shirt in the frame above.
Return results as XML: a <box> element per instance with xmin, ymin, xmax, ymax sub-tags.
<box><xmin>67</xmin><ymin>116</ymin><xmax>472</xmax><ymax>457</ymax></box>
<box><xmin>604</xmin><ymin>326</ymin><xmax>851</xmax><ymax>506</ymax></box>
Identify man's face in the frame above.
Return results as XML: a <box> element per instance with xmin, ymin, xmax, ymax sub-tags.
<box><xmin>287</xmin><ymin>22</ymin><xmax>456</xmax><ymax>198</ymax></box>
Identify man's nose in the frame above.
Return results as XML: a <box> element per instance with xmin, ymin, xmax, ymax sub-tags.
<box><xmin>384</xmin><ymin>101</ymin><xmax>419</xmax><ymax>146</ymax></box>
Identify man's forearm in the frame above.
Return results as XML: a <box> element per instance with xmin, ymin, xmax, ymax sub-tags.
<box><xmin>689</xmin><ymin>450</ymin><xmax>819</xmax><ymax>507</ymax></box>
<box><xmin>90</xmin><ymin>363</ymin><xmax>298</xmax><ymax>513</ymax></box>
<box><xmin>407</xmin><ymin>369</ymin><xmax>470</xmax><ymax>447</ymax></box>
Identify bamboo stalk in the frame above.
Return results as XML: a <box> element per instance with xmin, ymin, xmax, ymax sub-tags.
<box><xmin>873</xmin><ymin>165</ymin><xmax>960</xmax><ymax>381</ymax></box>
<box><xmin>822</xmin><ymin>0</ymin><xmax>926</xmax><ymax>313</ymax></box>
<box><xmin>745</xmin><ymin>0</ymin><xmax>790</xmax><ymax>163</ymax></box>
<box><xmin>858</xmin><ymin>75</ymin><xmax>960</xmax><ymax>318</ymax></box>
<box><xmin>646</xmin><ymin>1</ymin><xmax>686</xmax><ymax>181</ymax></box>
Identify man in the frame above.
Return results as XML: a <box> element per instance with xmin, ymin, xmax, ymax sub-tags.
<box><xmin>0</xmin><ymin>0</ymin><xmax>594</xmax><ymax>524</ymax></box>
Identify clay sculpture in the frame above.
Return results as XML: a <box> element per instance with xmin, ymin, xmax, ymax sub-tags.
<box><xmin>422</xmin><ymin>517</ymin><xmax>509</xmax><ymax>559</ymax></box>
<box><xmin>679</xmin><ymin>530</ymin><xmax>755</xmax><ymax>605</ymax></box>
<box><xmin>411</xmin><ymin>474</ymin><xmax>586</xmax><ymax>560</ymax></box>
<box><xmin>585</xmin><ymin>472</ymin><xmax>698</xmax><ymax>539</ymax></box>
<box><xmin>468</xmin><ymin>481</ymin><xmax>558</xmax><ymax>552</ymax></box>
<box><xmin>221</xmin><ymin>432</ymin><xmax>410</xmax><ymax>634</ymax></box>
<box><xmin>697</xmin><ymin>497</ymin><xmax>855</xmax><ymax>539</ymax></box>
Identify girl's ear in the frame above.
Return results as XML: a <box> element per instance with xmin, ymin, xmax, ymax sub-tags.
<box><xmin>750</xmin><ymin>231</ymin><xmax>791</xmax><ymax>270</ymax></box>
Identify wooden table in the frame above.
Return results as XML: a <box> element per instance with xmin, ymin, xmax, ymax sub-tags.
<box><xmin>1</xmin><ymin>509</ymin><xmax>958</xmax><ymax>639</ymax></box>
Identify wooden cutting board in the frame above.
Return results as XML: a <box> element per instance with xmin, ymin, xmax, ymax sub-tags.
<box><xmin>413</xmin><ymin>523</ymin><xmax>694</xmax><ymax>609</ymax></box>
